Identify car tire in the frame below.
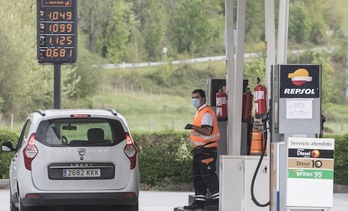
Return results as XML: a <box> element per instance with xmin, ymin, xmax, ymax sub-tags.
<box><xmin>10</xmin><ymin>198</ymin><xmax>18</xmax><ymax>211</ymax></box>
<box><xmin>123</xmin><ymin>204</ymin><xmax>138</xmax><ymax>211</ymax></box>
<box><xmin>112</xmin><ymin>204</ymin><xmax>138</xmax><ymax>211</ymax></box>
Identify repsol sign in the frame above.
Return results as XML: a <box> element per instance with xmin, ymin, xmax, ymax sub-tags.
<box><xmin>278</xmin><ymin>65</ymin><xmax>321</xmax><ymax>98</ymax></box>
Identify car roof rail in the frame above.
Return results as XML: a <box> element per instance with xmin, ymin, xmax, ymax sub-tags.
<box><xmin>107</xmin><ymin>109</ymin><xmax>118</xmax><ymax>116</ymax></box>
<box><xmin>34</xmin><ymin>109</ymin><xmax>46</xmax><ymax>116</ymax></box>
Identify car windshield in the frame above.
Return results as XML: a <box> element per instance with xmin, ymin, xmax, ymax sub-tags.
<box><xmin>35</xmin><ymin>118</ymin><xmax>126</xmax><ymax>146</ymax></box>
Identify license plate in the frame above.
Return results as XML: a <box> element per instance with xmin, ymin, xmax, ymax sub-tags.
<box><xmin>63</xmin><ymin>169</ymin><xmax>101</xmax><ymax>177</ymax></box>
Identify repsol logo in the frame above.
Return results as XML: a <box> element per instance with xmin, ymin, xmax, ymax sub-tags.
<box><xmin>284</xmin><ymin>88</ymin><xmax>315</xmax><ymax>95</ymax></box>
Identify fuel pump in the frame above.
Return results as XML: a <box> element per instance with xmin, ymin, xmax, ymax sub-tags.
<box><xmin>269</xmin><ymin>64</ymin><xmax>335</xmax><ymax>211</ymax></box>
<box><xmin>250</xmin><ymin>112</ymin><xmax>270</xmax><ymax>207</ymax></box>
<box><xmin>250</xmin><ymin>80</ymin><xmax>270</xmax><ymax>207</ymax></box>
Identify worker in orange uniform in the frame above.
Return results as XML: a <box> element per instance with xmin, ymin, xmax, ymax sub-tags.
<box><xmin>183</xmin><ymin>89</ymin><xmax>220</xmax><ymax>211</ymax></box>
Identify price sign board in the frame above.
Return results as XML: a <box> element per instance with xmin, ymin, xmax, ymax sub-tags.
<box><xmin>37</xmin><ymin>0</ymin><xmax>77</xmax><ymax>63</ymax></box>
<box><xmin>286</xmin><ymin>137</ymin><xmax>335</xmax><ymax>208</ymax></box>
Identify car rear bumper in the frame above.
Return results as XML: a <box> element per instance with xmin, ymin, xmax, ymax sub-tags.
<box><xmin>21</xmin><ymin>192</ymin><xmax>138</xmax><ymax>207</ymax></box>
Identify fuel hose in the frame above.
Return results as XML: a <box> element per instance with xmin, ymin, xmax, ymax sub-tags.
<box><xmin>250</xmin><ymin>113</ymin><xmax>270</xmax><ymax>207</ymax></box>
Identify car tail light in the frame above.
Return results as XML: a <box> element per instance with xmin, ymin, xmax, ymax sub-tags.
<box><xmin>23</xmin><ymin>133</ymin><xmax>38</xmax><ymax>171</ymax></box>
<box><xmin>124</xmin><ymin>192</ymin><xmax>137</xmax><ymax>198</ymax></box>
<box><xmin>124</xmin><ymin>133</ymin><xmax>137</xmax><ymax>170</ymax></box>
<box><xmin>25</xmin><ymin>193</ymin><xmax>40</xmax><ymax>199</ymax></box>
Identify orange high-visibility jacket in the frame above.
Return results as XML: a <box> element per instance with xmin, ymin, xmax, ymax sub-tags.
<box><xmin>190</xmin><ymin>106</ymin><xmax>220</xmax><ymax>148</ymax></box>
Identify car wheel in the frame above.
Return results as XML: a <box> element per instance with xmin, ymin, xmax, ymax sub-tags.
<box><xmin>123</xmin><ymin>204</ymin><xmax>138</xmax><ymax>211</ymax></box>
<box><xmin>111</xmin><ymin>204</ymin><xmax>138</xmax><ymax>211</ymax></box>
<box><xmin>10</xmin><ymin>198</ymin><xmax>18</xmax><ymax>211</ymax></box>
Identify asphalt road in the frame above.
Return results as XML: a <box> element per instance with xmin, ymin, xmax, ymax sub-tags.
<box><xmin>0</xmin><ymin>189</ymin><xmax>191</xmax><ymax>211</ymax></box>
<box><xmin>1</xmin><ymin>189</ymin><xmax>348</xmax><ymax>211</ymax></box>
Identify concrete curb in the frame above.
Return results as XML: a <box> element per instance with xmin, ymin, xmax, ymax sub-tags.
<box><xmin>0</xmin><ymin>179</ymin><xmax>9</xmax><ymax>189</ymax></box>
<box><xmin>1</xmin><ymin>179</ymin><xmax>348</xmax><ymax>193</ymax></box>
<box><xmin>334</xmin><ymin>184</ymin><xmax>348</xmax><ymax>193</ymax></box>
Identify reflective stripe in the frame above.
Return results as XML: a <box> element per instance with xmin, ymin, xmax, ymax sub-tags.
<box><xmin>190</xmin><ymin>140</ymin><xmax>218</xmax><ymax>147</ymax></box>
<box><xmin>195</xmin><ymin>194</ymin><xmax>206</xmax><ymax>201</ymax></box>
<box><xmin>212</xmin><ymin>192</ymin><xmax>219</xmax><ymax>199</ymax></box>
<box><xmin>190</xmin><ymin>131</ymin><xmax>221</xmax><ymax>141</ymax></box>
<box><xmin>190</xmin><ymin>132</ymin><xmax>220</xmax><ymax>147</ymax></box>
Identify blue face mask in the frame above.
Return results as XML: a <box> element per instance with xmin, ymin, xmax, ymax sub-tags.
<box><xmin>192</xmin><ymin>98</ymin><xmax>201</xmax><ymax>108</ymax></box>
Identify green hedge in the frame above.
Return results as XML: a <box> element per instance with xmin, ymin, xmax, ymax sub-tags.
<box><xmin>0</xmin><ymin>130</ymin><xmax>19</xmax><ymax>179</ymax></box>
<box><xmin>1</xmin><ymin>130</ymin><xmax>347</xmax><ymax>187</ymax></box>
<box><xmin>325</xmin><ymin>134</ymin><xmax>348</xmax><ymax>185</ymax></box>
<box><xmin>132</xmin><ymin>131</ymin><xmax>193</xmax><ymax>189</ymax></box>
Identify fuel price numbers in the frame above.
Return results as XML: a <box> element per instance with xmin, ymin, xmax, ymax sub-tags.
<box><xmin>37</xmin><ymin>0</ymin><xmax>77</xmax><ymax>63</ymax></box>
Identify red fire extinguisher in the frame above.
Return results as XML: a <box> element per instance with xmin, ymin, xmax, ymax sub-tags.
<box><xmin>216</xmin><ymin>86</ymin><xmax>227</xmax><ymax>121</ymax></box>
<box><xmin>254</xmin><ymin>78</ymin><xmax>267</xmax><ymax>119</ymax></box>
<box><xmin>242</xmin><ymin>86</ymin><xmax>253</xmax><ymax>122</ymax></box>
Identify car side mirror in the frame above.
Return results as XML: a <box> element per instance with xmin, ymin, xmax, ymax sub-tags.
<box><xmin>1</xmin><ymin>141</ymin><xmax>16</xmax><ymax>152</ymax></box>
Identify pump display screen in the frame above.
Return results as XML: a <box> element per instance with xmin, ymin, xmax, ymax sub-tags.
<box><xmin>37</xmin><ymin>0</ymin><xmax>77</xmax><ymax>63</ymax></box>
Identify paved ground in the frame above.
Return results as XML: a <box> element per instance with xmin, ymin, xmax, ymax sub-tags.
<box><xmin>139</xmin><ymin>191</ymin><xmax>192</xmax><ymax>211</ymax></box>
<box><xmin>0</xmin><ymin>189</ymin><xmax>191</xmax><ymax>211</ymax></box>
<box><xmin>1</xmin><ymin>189</ymin><xmax>348</xmax><ymax>211</ymax></box>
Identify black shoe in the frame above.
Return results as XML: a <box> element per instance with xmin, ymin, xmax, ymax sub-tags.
<box><xmin>183</xmin><ymin>201</ymin><xmax>205</xmax><ymax>210</ymax></box>
<box><xmin>205</xmin><ymin>204</ymin><xmax>218</xmax><ymax>210</ymax></box>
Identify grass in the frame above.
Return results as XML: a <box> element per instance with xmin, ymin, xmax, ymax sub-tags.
<box><xmin>91</xmin><ymin>86</ymin><xmax>348</xmax><ymax>135</ymax></box>
<box><xmin>324</xmin><ymin>104</ymin><xmax>348</xmax><ymax>134</ymax></box>
<box><xmin>92</xmin><ymin>88</ymin><xmax>195</xmax><ymax>132</ymax></box>
<box><xmin>2</xmin><ymin>60</ymin><xmax>348</xmax><ymax>134</ymax></box>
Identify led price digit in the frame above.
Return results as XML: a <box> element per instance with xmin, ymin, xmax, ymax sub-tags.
<box><xmin>49</xmin><ymin>36</ymin><xmax>73</xmax><ymax>46</ymax></box>
<box><xmin>46</xmin><ymin>49</ymin><xmax>73</xmax><ymax>58</ymax></box>
<box><xmin>49</xmin><ymin>23</ymin><xmax>73</xmax><ymax>33</ymax></box>
<box><xmin>49</xmin><ymin>11</ymin><xmax>73</xmax><ymax>21</ymax></box>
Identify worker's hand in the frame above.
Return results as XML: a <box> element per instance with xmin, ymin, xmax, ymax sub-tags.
<box><xmin>185</xmin><ymin>124</ymin><xmax>193</xmax><ymax>130</ymax></box>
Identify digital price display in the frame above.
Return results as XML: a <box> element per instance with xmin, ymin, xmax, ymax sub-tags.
<box><xmin>37</xmin><ymin>0</ymin><xmax>77</xmax><ymax>63</ymax></box>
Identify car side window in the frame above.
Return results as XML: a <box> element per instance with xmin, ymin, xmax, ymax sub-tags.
<box><xmin>17</xmin><ymin>119</ymin><xmax>32</xmax><ymax>150</ymax></box>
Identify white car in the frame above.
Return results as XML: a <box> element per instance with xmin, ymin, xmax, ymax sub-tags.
<box><xmin>1</xmin><ymin>109</ymin><xmax>139</xmax><ymax>211</ymax></box>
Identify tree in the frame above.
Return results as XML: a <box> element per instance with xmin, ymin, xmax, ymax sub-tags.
<box><xmin>127</xmin><ymin>0</ymin><xmax>167</xmax><ymax>61</ymax></box>
<box><xmin>244</xmin><ymin>0</ymin><xmax>265</xmax><ymax>45</ymax></box>
<box><xmin>142</xmin><ymin>0</ymin><xmax>167</xmax><ymax>60</ymax></box>
<box><xmin>0</xmin><ymin>0</ymin><xmax>80</xmax><ymax>118</ymax></box>
<box><xmin>78</xmin><ymin>0</ymin><xmax>115</xmax><ymax>53</ymax></box>
<box><xmin>300</xmin><ymin>0</ymin><xmax>343</xmax><ymax>45</ymax></box>
<box><xmin>99</xmin><ymin>1</ymin><xmax>135</xmax><ymax>63</ymax></box>
<box><xmin>79</xmin><ymin>0</ymin><xmax>138</xmax><ymax>63</ymax></box>
<box><xmin>170</xmin><ymin>0</ymin><xmax>216</xmax><ymax>57</ymax></box>
<box><xmin>288</xmin><ymin>2</ymin><xmax>311</xmax><ymax>44</ymax></box>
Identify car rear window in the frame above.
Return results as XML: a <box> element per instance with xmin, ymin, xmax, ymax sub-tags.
<box><xmin>35</xmin><ymin>118</ymin><xmax>126</xmax><ymax>147</ymax></box>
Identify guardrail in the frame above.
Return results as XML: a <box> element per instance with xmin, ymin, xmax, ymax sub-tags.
<box><xmin>95</xmin><ymin>53</ymin><xmax>260</xmax><ymax>69</ymax></box>
<box><xmin>94</xmin><ymin>47</ymin><xmax>333</xmax><ymax>70</ymax></box>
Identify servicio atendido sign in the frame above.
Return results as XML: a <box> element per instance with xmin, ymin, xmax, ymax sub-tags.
<box><xmin>286</xmin><ymin>137</ymin><xmax>334</xmax><ymax>208</ymax></box>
